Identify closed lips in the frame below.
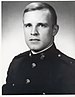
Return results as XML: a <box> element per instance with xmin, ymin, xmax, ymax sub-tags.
<box><xmin>29</xmin><ymin>39</ymin><xmax>40</xmax><ymax>41</ymax></box>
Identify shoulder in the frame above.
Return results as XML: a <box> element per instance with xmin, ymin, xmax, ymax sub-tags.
<box><xmin>13</xmin><ymin>50</ymin><xmax>30</xmax><ymax>61</ymax></box>
<box><xmin>56</xmin><ymin>49</ymin><xmax>75</xmax><ymax>66</ymax></box>
<box><xmin>8</xmin><ymin>50</ymin><xmax>30</xmax><ymax>70</ymax></box>
<box><xmin>15</xmin><ymin>50</ymin><xmax>30</xmax><ymax>58</ymax></box>
<box><xmin>56</xmin><ymin>49</ymin><xmax>75</xmax><ymax>84</ymax></box>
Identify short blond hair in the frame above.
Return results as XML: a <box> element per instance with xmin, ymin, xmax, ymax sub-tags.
<box><xmin>23</xmin><ymin>2</ymin><xmax>57</xmax><ymax>25</ymax></box>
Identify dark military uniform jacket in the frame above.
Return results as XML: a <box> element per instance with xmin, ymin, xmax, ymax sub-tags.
<box><xmin>2</xmin><ymin>44</ymin><xmax>75</xmax><ymax>95</ymax></box>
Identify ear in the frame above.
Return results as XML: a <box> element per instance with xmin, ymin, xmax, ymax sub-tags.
<box><xmin>52</xmin><ymin>25</ymin><xmax>59</xmax><ymax>36</ymax></box>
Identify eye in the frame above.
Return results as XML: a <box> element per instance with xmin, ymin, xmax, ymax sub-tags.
<box><xmin>38</xmin><ymin>23</ymin><xmax>48</xmax><ymax>28</ymax></box>
<box><xmin>24</xmin><ymin>23</ymin><xmax>32</xmax><ymax>27</ymax></box>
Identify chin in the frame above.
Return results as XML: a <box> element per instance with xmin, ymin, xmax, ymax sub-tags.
<box><xmin>31</xmin><ymin>48</ymin><xmax>40</xmax><ymax>52</ymax></box>
<box><xmin>30</xmin><ymin>47</ymin><xmax>42</xmax><ymax>52</ymax></box>
<box><xmin>28</xmin><ymin>43</ymin><xmax>44</xmax><ymax>52</ymax></box>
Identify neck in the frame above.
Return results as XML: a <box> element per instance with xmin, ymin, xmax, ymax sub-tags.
<box><xmin>31</xmin><ymin>43</ymin><xmax>53</xmax><ymax>54</ymax></box>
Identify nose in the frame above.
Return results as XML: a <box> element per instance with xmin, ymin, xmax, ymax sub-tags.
<box><xmin>31</xmin><ymin>26</ymin><xmax>39</xmax><ymax>36</ymax></box>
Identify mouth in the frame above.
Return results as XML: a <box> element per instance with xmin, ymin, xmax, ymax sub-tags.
<box><xmin>29</xmin><ymin>39</ymin><xmax>40</xmax><ymax>41</ymax></box>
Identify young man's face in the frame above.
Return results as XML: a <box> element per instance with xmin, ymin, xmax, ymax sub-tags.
<box><xmin>23</xmin><ymin>9</ymin><xmax>55</xmax><ymax>52</ymax></box>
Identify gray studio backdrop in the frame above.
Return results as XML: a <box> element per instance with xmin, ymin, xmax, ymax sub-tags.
<box><xmin>2</xmin><ymin>1</ymin><xmax>75</xmax><ymax>84</ymax></box>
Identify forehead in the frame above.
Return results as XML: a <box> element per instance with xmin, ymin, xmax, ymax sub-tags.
<box><xmin>23</xmin><ymin>9</ymin><xmax>52</xmax><ymax>23</ymax></box>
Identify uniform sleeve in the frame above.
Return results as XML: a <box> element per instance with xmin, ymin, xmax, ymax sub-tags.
<box><xmin>2</xmin><ymin>57</ymin><xmax>16</xmax><ymax>95</ymax></box>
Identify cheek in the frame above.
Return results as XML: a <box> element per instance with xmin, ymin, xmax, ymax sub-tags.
<box><xmin>40</xmin><ymin>28</ymin><xmax>52</xmax><ymax>38</ymax></box>
<box><xmin>24</xmin><ymin>27</ymin><xmax>32</xmax><ymax>35</ymax></box>
<box><xmin>24</xmin><ymin>32</ymin><xmax>29</xmax><ymax>43</ymax></box>
<box><xmin>40</xmin><ymin>29</ymin><xmax>53</xmax><ymax>44</ymax></box>
<box><xmin>24</xmin><ymin>30</ymin><xmax>30</xmax><ymax>38</ymax></box>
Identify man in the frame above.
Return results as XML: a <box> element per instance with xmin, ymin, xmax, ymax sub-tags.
<box><xmin>2</xmin><ymin>2</ymin><xmax>75</xmax><ymax>95</ymax></box>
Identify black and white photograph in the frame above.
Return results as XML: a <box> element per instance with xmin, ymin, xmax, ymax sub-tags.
<box><xmin>1</xmin><ymin>1</ymin><xmax>75</xmax><ymax>95</ymax></box>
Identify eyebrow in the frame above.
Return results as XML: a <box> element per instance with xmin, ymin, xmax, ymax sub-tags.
<box><xmin>24</xmin><ymin>23</ymin><xmax>32</xmax><ymax>26</ymax></box>
<box><xmin>37</xmin><ymin>23</ymin><xmax>48</xmax><ymax>26</ymax></box>
<box><xmin>24</xmin><ymin>22</ymin><xmax>49</xmax><ymax>27</ymax></box>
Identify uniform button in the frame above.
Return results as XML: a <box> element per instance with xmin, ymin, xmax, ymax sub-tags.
<box><xmin>40</xmin><ymin>54</ymin><xmax>45</xmax><ymax>60</ymax></box>
<box><xmin>29</xmin><ymin>53</ymin><xmax>31</xmax><ymax>57</ymax></box>
<box><xmin>32</xmin><ymin>63</ymin><xmax>36</xmax><ymax>68</ymax></box>
<box><xmin>58</xmin><ymin>54</ymin><xmax>61</xmax><ymax>57</ymax></box>
<box><xmin>12</xmin><ymin>83</ymin><xmax>15</xmax><ymax>86</ymax></box>
<box><xmin>70</xmin><ymin>61</ymin><xmax>73</xmax><ymax>64</ymax></box>
<box><xmin>26</xmin><ymin>79</ymin><xmax>31</xmax><ymax>84</ymax></box>
<box><xmin>43</xmin><ymin>92</ymin><xmax>45</xmax><ymax>95</ymax></box>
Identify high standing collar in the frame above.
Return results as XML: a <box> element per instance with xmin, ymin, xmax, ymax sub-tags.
<box><xmin>31</xmin><ymin>43</ymin><xmax>53</xmax><ymax>55</ymax></box>
<box><xmin>29</xmin><ymin>43</ymin><xmax>57</xmax><ymax>58</ymax></box>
